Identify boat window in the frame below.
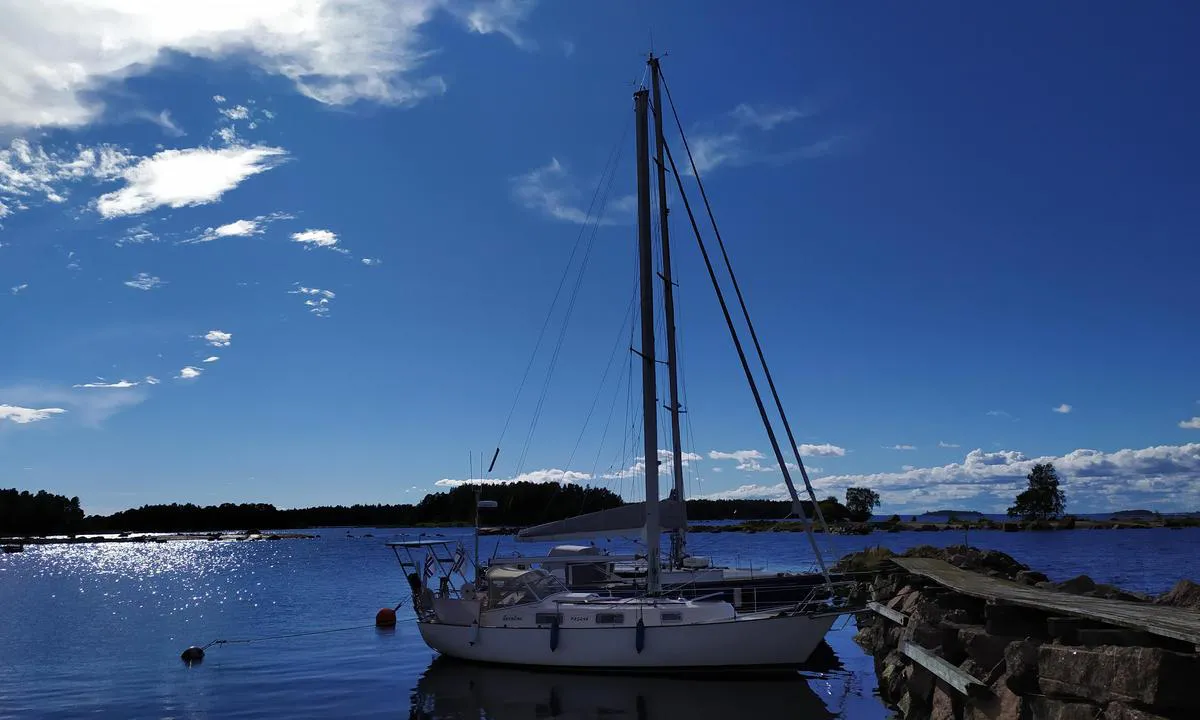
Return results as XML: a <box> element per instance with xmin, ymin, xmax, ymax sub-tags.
<box><xmin>661</xmin><ymin>612</ymin><xmax>682</xmax><ymax>623</ymax></box>
<box><xmin>595</xmin><ymin>613</ymin><xmax>624</xmax><ymax>625</ymax></box>
<box><xmin>525</xmin><ymin>571</ymin><xmax>569</xmax><ymax>600</ymax></box>
<box><xmin>535</xmin><ymin>613</ymin><xmax>562</xmax><ymax>625</ymax></box>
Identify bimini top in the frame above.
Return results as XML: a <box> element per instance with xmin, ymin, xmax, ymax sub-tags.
<box><xmin>385</xmin><ymin>539</ymin><xmax>457</xmax><ymax>548</ymax></box>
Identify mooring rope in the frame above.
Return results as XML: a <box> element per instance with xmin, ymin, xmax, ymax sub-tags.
<box><xmin>199</xmin><ymin>622</ymin><xmax>385</xmax><ymax>651</ymax></box>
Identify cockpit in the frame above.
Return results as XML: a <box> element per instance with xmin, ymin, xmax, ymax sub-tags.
<box><xmin>484</xmin><ymin>566</ymin><xmax>570</xmax><ymax>607</ymax></box>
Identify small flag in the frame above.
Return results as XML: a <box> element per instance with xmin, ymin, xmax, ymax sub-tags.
<box><xmin>451</xmin><ymin>543</ymin><xmax>466</xmax><ymax>574</ymax></box>
<box><xmin>422</xmin><ymin>549</ymin><xmax>436</xmax><ymax>582</ymax></box>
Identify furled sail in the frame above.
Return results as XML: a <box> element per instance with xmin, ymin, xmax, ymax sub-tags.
<box><xmin>516</xmin><ymin>500</ymin><xmax>686</xmax><ymax>543</ymax></box>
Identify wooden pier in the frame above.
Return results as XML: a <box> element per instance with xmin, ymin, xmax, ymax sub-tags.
<box><xmin>892</xmin><ymin>557</ymin><xmax>1200</xmax><ymax>646</ymax></box>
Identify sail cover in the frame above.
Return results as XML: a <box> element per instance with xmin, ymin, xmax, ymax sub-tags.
<box><xmin>516</xmin><ymin>500</ymin><xmax>686</xmax><ymax>543</ymax></box>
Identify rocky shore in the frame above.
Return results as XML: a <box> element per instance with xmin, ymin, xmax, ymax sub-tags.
<box><xmin>844</xmin><ymin>545</ymin><xmax>1200</xmax><ymax>719</ymax></box>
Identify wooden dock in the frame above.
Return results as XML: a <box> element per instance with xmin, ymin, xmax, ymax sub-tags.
<box><xmin>892</xmin><ymin>557</ymin><xmax>1200</xmax><ymax>646</ymax></box>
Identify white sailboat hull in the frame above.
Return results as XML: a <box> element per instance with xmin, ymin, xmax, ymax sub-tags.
<box><xmin>418</xmin><ymin>611</ymin><xmax>838</xmax><ymax>669</ymax></box>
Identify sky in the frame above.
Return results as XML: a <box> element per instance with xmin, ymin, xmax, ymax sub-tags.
<box><xmin>2</xmin><ymin>1</ymin><xmax>1198</xmax><ymax>516</ymax></box>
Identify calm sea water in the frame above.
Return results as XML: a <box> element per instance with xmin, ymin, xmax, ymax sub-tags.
<box><xmin>2</xmin><ymin>527</ymin><xmax>1197</xmax><ymax>719</ymax></box>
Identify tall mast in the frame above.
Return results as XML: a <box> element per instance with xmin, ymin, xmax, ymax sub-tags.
<box><xmin>650</xmin><ymin>55</ymin><xmax>687</xmax><ymax>569</ymax></box>
<box><xmin>634</xmin><ymin>88</ymin><xmax>661</xmax><ymax>595</ymax></box>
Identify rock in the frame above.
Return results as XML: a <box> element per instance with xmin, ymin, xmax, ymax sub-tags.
<box><xmin>1023</xmin><ymin>696</ymin><xmax>1099</xmax><ymax>720</ymax></box>
<box><xmin>985</xmin><ymin>603</ymin><xmax>1048</xmax><ymax>638</ymax></box>
<box><xmin>957</xmin><ymin>625</ymin><xmax>1019</xmax><ymax>671</ymax></box>
<box><xmin>1154</xmin><ymin>579</ymin><xmax>1200</xmax><ymax>610</ymax></box>
<box><xmin>1102</xmin><ymin>702</ymin><xmax>1172</xmax><ymax>720</ymax></box>
<box><xmin>879</xmin><ymin>650</ymin><xmax>908</xmax><ymax>701</ymax></box>
<box><xmin>966</xmin><ymin>676</ymin><xmax>1023</xmax><ymax>720</ymax></box>
<box><xmin>1053</xmin><ymin>575</ymin><xmax>1097</xmax><ymax>594</ymax></box>
<box><xmin>897</xmin><ymin>691</ymin><xmax>914</xmax><ymax>718</ymax></box>
<box><xmin>1036</xmin><ymin>644</ymin><xmax>1200</xmax><ymax>712</ymax></box>
<box><xmin>1016</xmin><ymin>570</ymin><xmax>1049</xmax><ymax>586</ymax></box>
<box><xmin>930</xmin><ymin>682</ymin><xmax>958</xmax><ymax>720</ymax></box>
<box><xmin>1004</xmin><ymin>639</ymin><xmax>1042</xmax><ymax>694</ymax></box>
<box><xmin>908</xmin><ymin>665</ymin><xmax>935</xmax><ymax>707</ymax></box>
<box><xmin>1086</xmin><ymin>584</ymin><xmax>1147</xmax><ymax>602</ymax></box>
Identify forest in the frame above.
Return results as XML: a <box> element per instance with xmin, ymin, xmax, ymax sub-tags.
<box><xmin>2</xmin><ymin>483</ymin><xmax>851</xmax><ymax>536</ymax></box>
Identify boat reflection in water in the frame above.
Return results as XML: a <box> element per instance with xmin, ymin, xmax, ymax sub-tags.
<box><xmin>409</xmin><ymin>652</ymin><xmax>841</xmax><ymax>720</ymax></box>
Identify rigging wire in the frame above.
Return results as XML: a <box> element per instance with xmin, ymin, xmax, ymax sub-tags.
<box><xmin>512</xmin><ymin>117</ymin><xmax>632</xmax><ymax>478</ymax></box>
<box><xmin>655</xmin><ymin>97</ymin><xmax>832</xmax><ymax>583</ymax></box>
<box><xmin>489</xmin><ymin>111</ymin><xmax>632</xmax><ymax>476</ymax></box>
<box><xmin>658</xmin><ymin>65</ymin><xmax>835</xmax><ymax>543</ymax></box>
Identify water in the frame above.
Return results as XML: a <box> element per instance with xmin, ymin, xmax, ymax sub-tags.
<box><xmin>2</xmin><ymin>527</ymin><xmax>1197</xmax><ymax>719</ymax></box>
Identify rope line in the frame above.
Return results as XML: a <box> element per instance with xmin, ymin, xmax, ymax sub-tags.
<box><xmin>199</xmin><ymin>621</ymin><xmax>399</xmax><ymax>651</ymax></box>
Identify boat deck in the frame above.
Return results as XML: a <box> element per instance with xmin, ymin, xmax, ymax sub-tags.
<box><xmin>892</xmin><ymin>557</ymin><xmax>1200</xmax><ymax>646</ymax></box>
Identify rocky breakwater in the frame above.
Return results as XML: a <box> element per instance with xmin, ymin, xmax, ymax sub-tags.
<box><xmin>843</xmin><ymin>545</ymin><xmax>1200</xmax><ymax>720</ymax></box>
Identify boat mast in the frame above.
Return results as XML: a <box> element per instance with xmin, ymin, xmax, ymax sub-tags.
<box><xmin>650</xmin><ymin>55</ymin><xmax>687</xmax><ymax>570</ymax></box>
<box><xmin>634</xmin><ymin>88</ymin><xmax>661</xmax><ymax>595</ymax></box>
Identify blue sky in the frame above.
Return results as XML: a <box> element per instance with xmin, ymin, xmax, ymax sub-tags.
<box><xmin>2</xmin><ymin>1</ymin><xmax>1198</xmax><ymax>516</ymax></box>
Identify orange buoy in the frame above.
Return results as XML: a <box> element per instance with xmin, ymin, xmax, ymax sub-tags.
<box><xmin>375</xmin><ymin>607</ymin><xmax>397</xmax><ymax>628</ymax></box>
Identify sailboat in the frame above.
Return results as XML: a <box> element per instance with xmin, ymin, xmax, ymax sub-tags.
<box><xmin>408</xmin><ymin>56</ymin><xmax>844</xmax><ymax>669</ymax></box>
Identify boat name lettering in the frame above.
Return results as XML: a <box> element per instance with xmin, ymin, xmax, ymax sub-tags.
<box><xmin>501</xmin><ymin>615</ymin><xmax>524</xmax><ymax>622</ymax></box>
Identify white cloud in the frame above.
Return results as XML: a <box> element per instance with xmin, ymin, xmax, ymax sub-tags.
<box><xmin>561</xmin><ymin>40</ymin><xmax>575</xmax><ymax>57</ymax></box>
<box><xmin>1</xmin><ymin>138</ymin><xmax>132</xmax><ymax>216</ymax></box>
<box><xmin>1</xmin><ymin>384</ymin><xmax>146</xmax><ymax>426</ymax></box>
<box><xmin>176</xmin><ymin>366</ymin><xmax>203</xmax><ymax>380</ymax></box>
<box><xmin>144</xmin><ymin>376</ymin><xmax>161</xmax><ymax>385</ymax></box>
<box><xmin>123</xmin><ymin>272</ymin><xmax>166</xmax><ymax>291</ymax></box>
<box><xmin>290</xmin><ymin>228</ymin><xmax>342</xmax><ymax>251</ymax></box>
<box><xmin>938</xmin><ymin>441</ymin><xmax>961</xmax><ymax>448</ymax></box>
<box><xmin>1053</xmin><ymin>403</ymin><xmax>1073</xmax><ymax>414</ymax></box>
<box><xmin>95</xmin><ymin>145</ymin><xmax>287</xmax><ymax>218</ymax></box>
<box><xmin>685</xmin><ymin>133</ymin><xmax>742</xmax><ymax>175</ymax></box>
<box><xmin>219</xmin><ymin>105</ymin><xmax>251</xmax><ymax>121</ymax></box>
<box><xmin>202</xmin><ymin>356</ymin><xmax>220</xmax><ymax>363</ymax></box>
<box><xmin>116</xmin><ymin>224</ymin><xmax>158</xmax><ymax>246</ymax></box>
<box><xmin>0</xmin><ymin>0</ymin><xmax>536</xmax><ymax>131</ymax></box>
<box><xmin>289</xmin><ymin>285</ymin><xmax>336</xmax><ymax>317</ymax></box>
<box><xmin>885</xmin><ymin>444</ymin><xmax>916</xmax><ymax>451</ymax></box>
<box><xmin>707</xmin><ymin>448</ymin><xmax>774</xmax><ymax>472</ymax></box>
<box><xmin>797</xmin><ymin>443</ymin><xmax>846</xmax><ymax>457</ymax></box>
<box><xmin>0</xmin><ymin>404</ymin><xmax>67</xmax><ymax>424</ymax></box>
<box><xmin>204</xmin><ymin>330</ymin><xmax>232</xmax><ymax>347</ymax></box>
<box><xmin>436</xmin><ymin>468</ymin><xmax>590</xmax><ymax>488</ymax></box>
<box><xmin>511</xmin><ymin>158</ymin><xmax>634</xmax><ymax>225</ymax></box>
<box><xmin>1180</xmin><ymin>417</ymin><xmax>1200</xmax><ymax>430</ymax></box>
<box><xmin>986</xmin><ymin>410</ymin><xmax>1014</xmax><ymax>419</ymax></box>
<box><xmin>10</xmin><ymin>283</ymin><xmax>28</xmax><ymax>295</ymax></box>
<box><xmin>139</xmin><ymin>109</ymin><xmax>184</xmax><ymax>137</ymax></box>
<box><xmin>213</xmin><ymin>95</ymin><xmax>227</xmax><ymax>104</ymax></box>
<box><xmin>72</xmin><ymin>379</ymin><xmax>138</xmax><ymax>389</ymax></box>
<box><xmin>184</xmin><ymin>212</ymin><xmax>291</xmax><ymax>244</ymax></box>
<box><xmin>361</xmin><ymin>257</ymin><xmax>383</xmax><ymax>266</ymax></box>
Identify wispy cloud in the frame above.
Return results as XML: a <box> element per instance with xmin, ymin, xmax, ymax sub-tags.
<box><xmin>708</xmin><ymin>448</ymin><xmax>774</xmax><ymax>472</ymax></box>
<box><xmin>0</xmin><ymin>404</ymin><xmax>67</xmax><ymax>424</ymax></box>
<box><xmin>10</xmin><ymin>283</ymin><xmax>28</xmax><ymax>295</ymax></box>
<box><xmin>96</xmin><ymin>145</ymin><xmax>288</xmax><ymax>218</ymax></box>
<box><xmin>361</xmin><ymin>258</ymin><xmax>383</xmax><ymax>266</ymax></box>
<box><xmin>685</xmin><ymin>101</ymin><xmax>842</xmax><ymax>175</ymax></box>
<box><xmin>176</xmin><ymin>367</ymin><xmax>203</xmax><ymax>380</ymax></box>
<box><xmin>939</xmin><ymin>441</ymin><xmax>961</xmax><ymax>448</ymax></box>
<box><xmin>204</xmin><ymin>330</ymin><xmax>232</xmax><ymax>347</ymax></box>
<box><xmin>1</xmin><ymin>384</ymin><xmax>147</xmax><ymax>426</ymax></box>
<box><xmin>986</xmin><ymin>410</ymin><xmax>1017</xmax><ymax>421</ymax></box>
<box><xmin>72</xmin><ymin>379</ymin><xmax>139</xmax><ymax>389</ymax></box>
<box><xmin>1</xmin><ymin>139</ymin><xmax>131</xmax><ymax>218</ymax></box>
<box><xmin>202</xmin><ymin>356</ymin><xmax>220</xmax><ymax>363</ymax></box>
<box><xmin>453</xmin><ymin>0</ymin><xmax>538</xmax><ymax>49</ymax></box>
<box><xmin>1180</xmin><ymin>417</ymin><xmax>1200</xmax><ymax>430</ymax></box>
<box><xmin>123</xmin><ymin>273</ymin><xmax>166</xmax><ymax>291</ymax></box>
<box><xmin>1053</xmin><ymin>403</ymin><xmax>1073</xmax><ymax>414</ymax></box>
<box><xmin>116</xmin><ymin>224</ymin><xmax>157</xmax><ymax>246</ymax></box>
<box><xmin>885</xmin><ymin>444</ymin><xmax>916</xmax><ymax>451</ymax></box>
<box><xmin>511</xmin><ymin>158</ymin><xmax>634</xmax><ymax>225</ymax></box>
<box><xmin>436</xmin><ymin>468</ymin><xmax>588</xmax><ymax>488</ymax></box>
<box><xmin>289</xmin><ymin>285</ymin><xmax>336</xmax><ymax>317</ymax></box>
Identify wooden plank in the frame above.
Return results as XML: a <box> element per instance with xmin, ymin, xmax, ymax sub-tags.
<box><xmin>900</xmin><ymin>640</ymin><xmax>988</xmax><ymax>697</ymax></box>
<box><xmin>892</xmin><ymin>557</ymin><xmax>1200</xmax><ymax>646</ymax></box>
<box><xmin>867</xmin><ymin>601</ymin><xmax>908</xmax><ymax>626</ymax></box>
